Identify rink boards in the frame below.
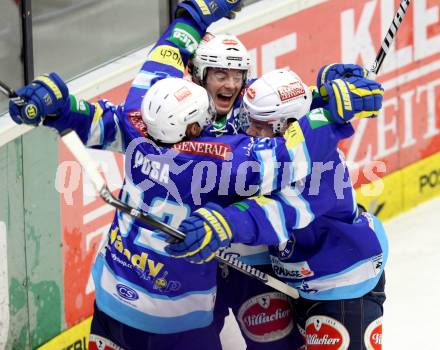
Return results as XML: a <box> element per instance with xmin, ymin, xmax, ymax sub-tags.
<box><xmin>1</xmin><ymin>0</ymin><xmax>440</xmax><ymax>348</ymax></box>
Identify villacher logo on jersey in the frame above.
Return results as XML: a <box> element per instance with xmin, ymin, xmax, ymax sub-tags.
<box><xmin>237</xmin><ymin>292</ymin><xmax>293</xmax><ymax>343</ymax></box>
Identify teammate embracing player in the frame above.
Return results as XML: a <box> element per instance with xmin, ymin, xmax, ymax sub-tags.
<box><xmin>167</xmin><ymin>68</ymin><xmax>388</xmax><ymax>350</ymax></box>
<box><xmin>8</xmin><ymin>0</ymin><xmax>385</xmax><ymax>349</ymax></box>
<box><xmin>189</xmin><ymin>32</ymin><xmax>306</xmax><ymax>349</ymax></box>
<box><xmin>185</xmin><ymin>12</ymin><xmax>384</xmax><ymax>350</ymax></box>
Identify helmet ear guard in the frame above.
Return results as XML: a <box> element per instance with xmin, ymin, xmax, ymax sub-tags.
<box><xmin>243</xmin><ymin>69</ymin><xmax>312</xmax><ymax>134</ymax></box>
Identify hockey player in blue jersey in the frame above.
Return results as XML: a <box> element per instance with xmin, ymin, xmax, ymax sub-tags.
<box><xmin>189</xmin><ymin>32</ymin><xmax>307</xmax><ymax>349</ymax></box>
<box><xmin>8</xmin><ymin>0</ymin><xmax>384</xmax><ymax>348</ymax></box>
<box><xmin>7</xmin><ymin>69</ymin><xmax>381</xmax><ymax>350</ymax></box>
<box><xmin>167</xmin><ymin>68</ymin><xmax>388</xmax><ymax>350</ymax></box>
<box><xmin>8</xmin><ymin>71</ymin><xmax>371</xmax><ymax>349</ymax></box>
<box><xmin>189</xmin><ymin>32</ymin><xmax>251</xmax><ymax>135</ymax></box>
<box><xmin>187</xmin><ymin>29</ymin><xmax>385</xmax><ymax>350</ymax></box>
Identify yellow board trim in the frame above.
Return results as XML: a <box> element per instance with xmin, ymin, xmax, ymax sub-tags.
<box><xmin>356</xmin><ymin>151</ymin><xmax>440</xmax><ymax>221</ymax></box>
<box><xmin>37</xmin><ymin>317</ymin><xmax>92</xmax><ymax>349</ymax></box>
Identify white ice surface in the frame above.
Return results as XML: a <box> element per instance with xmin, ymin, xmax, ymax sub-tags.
<box><xmin>220</xmin><ymin>196</ymin><xmax>440</xmax><ymax>350</ymax></box>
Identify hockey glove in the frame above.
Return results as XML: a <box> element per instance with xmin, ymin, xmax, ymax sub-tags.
<box><xmin>165</xmin><ymin>203</ymin><xmax>233</xmax><ymax>264</ymax></box>
<box><xmin>175</xmin><ymin>0</ymin><xmax>242</xmax><ymax>30</ymax></box>
<box><xmin>317</xmin><ymin>63</ymin><xmax>367</xmax><ymax>100</ymax></box>
<box><xmin>322</xmin><ymin>76</ymin><xmax>384</xmax><ymax>124</ymax></box>
<box><xmin>9</xmin><ymin>72</ymin><xmax>68</xmax><ymax>126</ymax></box>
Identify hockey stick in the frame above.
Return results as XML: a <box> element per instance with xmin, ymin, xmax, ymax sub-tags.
<box><xmin>367</xmin><ymin>0</ymin><xmax>411</xmax><ymax>79</ymax></box>
<box><xmin>61</xmin><ymin>130</ymin><xmax>300</xmax><ymax>299</ymax></box>
<box><xmin>0</xmin><ymin>80</ymin><xmax>26</xmax><ymax>106</ymax></box>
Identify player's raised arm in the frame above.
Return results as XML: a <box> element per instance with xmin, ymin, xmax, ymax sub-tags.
<box><xmin>7</xmin><ymin>72</ymin><xmax>127</xmax><ymax>152</ymax></box>
<box><xmin>124</xmin><ymin>0</ymin><xmax>244</xmax><ymax>111</ymax></box>
<box><xmin>314</xmin><ymin>63</ymin><xmax>384</xmax><ymax>123</ymax></box>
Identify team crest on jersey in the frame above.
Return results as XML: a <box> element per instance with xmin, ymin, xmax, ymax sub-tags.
<box><xmin>364</xmin><ymin>317</ymin><xmax>382</xmax><ymax>350</ymax></box>
<box><xmin>172</xmin><ymin>141</ymin><xmax>232</xmax><ymax>160</ymax></box>
<box><xmin>305</xmin><ymin>316</ymin><xmax>350</xmax><ymax>349</ymax></box>
<box><xmin>237</xmin><ymin>292</ymin><xmax>293</xmax><ymax>343</ymax></box>
<box><xmin>128</xmin><ymin>110</ymin><xmax>148</xmax><ymax>137</ymax></box>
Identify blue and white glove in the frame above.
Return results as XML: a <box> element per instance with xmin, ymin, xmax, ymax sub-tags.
<box><xmin>176</xmin><ymin>0</ymin><xmax>242</xmax><ymax>30</ymax></box>
<box><xmin>317</xmin><ymin>63</ymin><xmax>367</xmax><ymax>99</ymax></box>
<box><xmin>165</xmin><ymin>203</ymin><xmax>234</xmax><ymax>264</ymax></box>
<box><xmin>8</xmin><ymin>72</ymin><xmax>68</xmax><ymax>126</ymax></box>
<box><xmin>322</xmin><ymin>76</ymin><xmax>384</xmax><ymax>124</ymax></box>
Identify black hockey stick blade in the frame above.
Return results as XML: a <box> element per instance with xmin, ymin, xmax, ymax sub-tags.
<box><xmin>61</xmin><ymin>130</ymin><xmax>300</xmax><ymax>299</ymax></box>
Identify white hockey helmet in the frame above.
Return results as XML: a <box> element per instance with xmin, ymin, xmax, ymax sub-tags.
<box><xmin>141</xmin><ymin>77</ymin><xmax>214</xmax><ymax>144</ymax></box>
<box><xmin>191</xmin><ymin>33</ymin><xmax>251</xmax><ymax>83</ymax></box>
<box><xmin>243</xmin><ymin>68</ymin><xmax>312</xmax><ymax>133</ymax></box>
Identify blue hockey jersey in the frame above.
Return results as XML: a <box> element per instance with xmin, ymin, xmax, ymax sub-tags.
<box><xmin>43</xmin><ymin>15</ymin><xmax>355</xmax><ymax>333</ymax></box>
<box><xmin>224</xmin><ymin>124</ymin><xmax>388</xmax><ymax>300</ymax></box>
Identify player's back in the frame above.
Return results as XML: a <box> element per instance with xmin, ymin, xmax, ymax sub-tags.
<box><xmin>93</xmin><ymin>128</ymin><xmax>286</xmax><ymax>334</ymax></box>
<box><xmin>269</xmin><ymin>149</ymin><xmax>388</xmax><ymax>301</ymax></box>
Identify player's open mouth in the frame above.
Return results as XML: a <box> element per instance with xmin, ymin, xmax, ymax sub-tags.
<box><xmin>217</xmin><ymin>93</ymin><xmax>233</xmax><ymax>104</ymax></box>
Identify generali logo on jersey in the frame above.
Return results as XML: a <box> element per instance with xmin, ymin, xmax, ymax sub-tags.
<box><xmin>172</xmin><ymin>141</ymin><xmax>232</xmax><ymax>160</ymax></box>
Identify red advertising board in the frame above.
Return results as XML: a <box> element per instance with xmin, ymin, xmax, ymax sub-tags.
<box><xmin>59</xmin><ymin>0</ymin><xmax>440</xmax><ymax>326</ymax></box>
<box><xmin>239</xmin><ymin>0</ymin><xmax>440</xmax><ymax>184</ymax></box>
